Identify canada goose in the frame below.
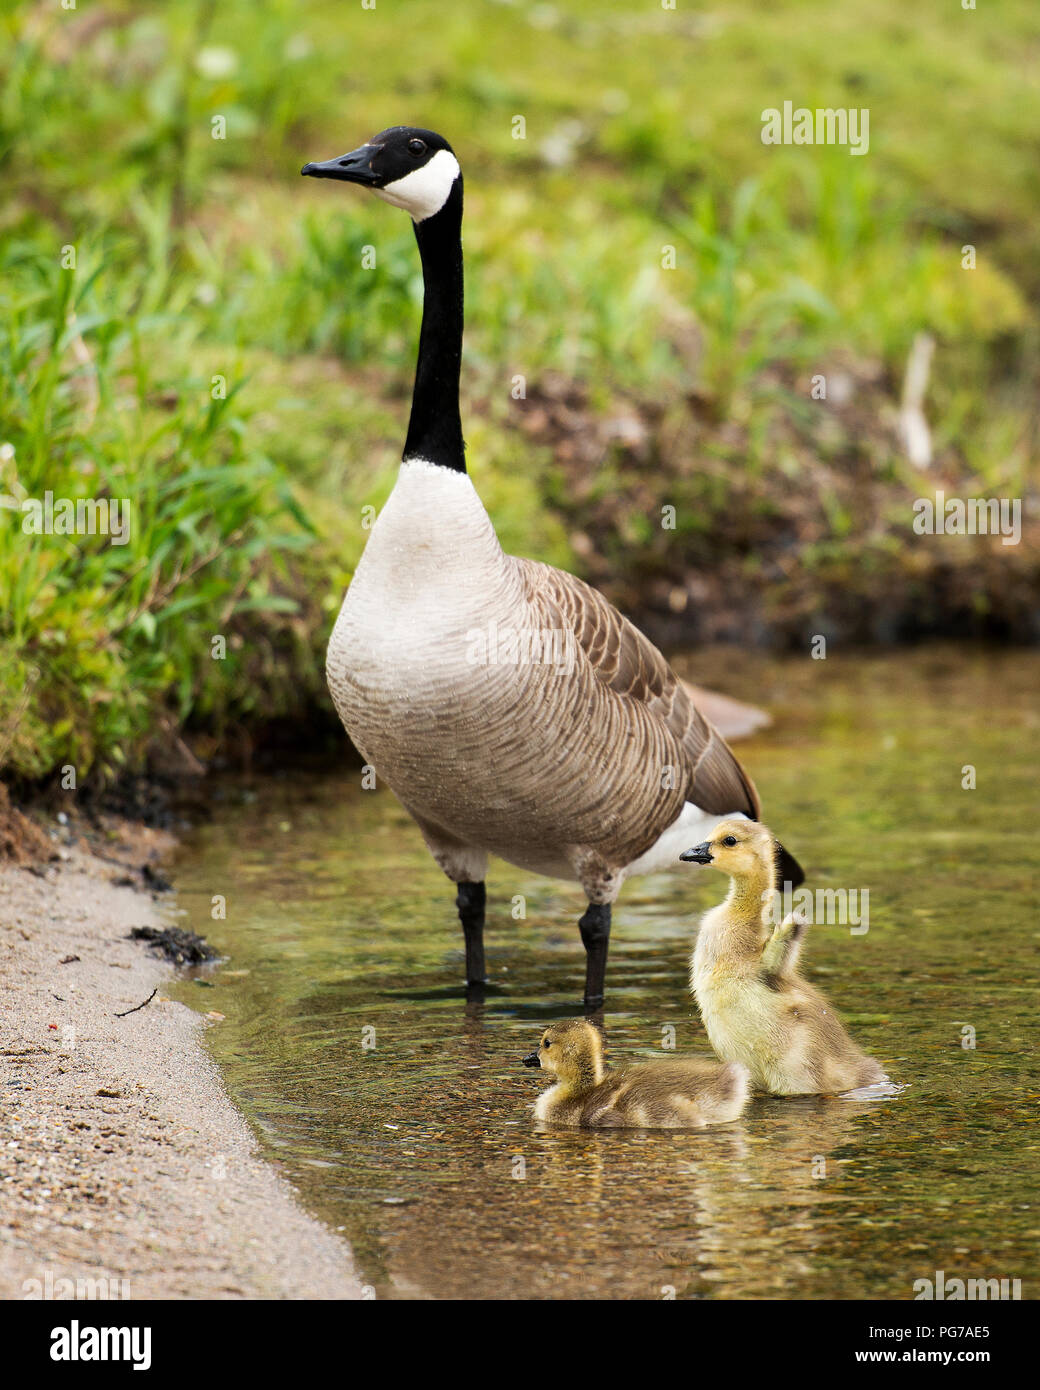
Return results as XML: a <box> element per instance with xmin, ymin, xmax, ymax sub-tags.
<box><xmin>301</xmin><ymin>127</ymin><xmax>803</xmax><ymax>1005</ymax></box>
<box><xmin>682</xmin><ymin>820</ymin><xmax>887</xmax><ymax>1095</ymax></box>
<box><xmin>521</xmin><ymin>1019</ymin><xmax>750</xmax><ymax>1128</ymax></box>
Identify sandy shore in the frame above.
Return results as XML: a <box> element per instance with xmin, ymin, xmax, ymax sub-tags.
<box><xmin>0</xmin><ymin>830</ymin><xmax>363</xmax><ymax>1301</ymax></box>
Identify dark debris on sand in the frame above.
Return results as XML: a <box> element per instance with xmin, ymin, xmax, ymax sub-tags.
<box><xmin>129</xmin><ymin>926</ymin><xmax>220</xmax><ymax>965</ymax></box>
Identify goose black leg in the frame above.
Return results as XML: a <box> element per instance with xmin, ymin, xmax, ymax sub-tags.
<box><xmin>456</xmin><ymin>881</ymin><xmax>487</xmax><ymax>986</ymax></box>
<box><xmin>579</xmin><ymin>902</ymin><xmax>612</xmax><ymax>1009</ymax></box>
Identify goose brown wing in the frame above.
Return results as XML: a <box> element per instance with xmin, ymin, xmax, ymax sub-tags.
<box><xmin>515</xmin><ymin>559</ymin><xmax>760</xmax><ymax>819</ymax></box>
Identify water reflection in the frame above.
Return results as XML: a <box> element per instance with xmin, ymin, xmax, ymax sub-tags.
<box><xmin>171</xmin><ymin>649</ymin><xmax>1040</xmax><ymax>1299</ymax></box>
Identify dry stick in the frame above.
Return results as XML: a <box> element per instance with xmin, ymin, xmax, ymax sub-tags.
<box><xmin>899</xmin><ymin>330</ymin><xmax>935</xmax><ymax>469</ymax></box>
<box><xmin>114</xmin><ymin>987</ymin><xmax>157</xmax><ymax>1019</ymax></box>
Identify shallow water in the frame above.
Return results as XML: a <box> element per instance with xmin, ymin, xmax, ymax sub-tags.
<box><xmin>171</xmin><ymin>649</ymin><xmax>1039</xmax><ymax>1300</ymax></box>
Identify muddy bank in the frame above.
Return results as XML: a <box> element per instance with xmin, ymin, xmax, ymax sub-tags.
<box><xmin>0</xmin><ymin>818</ymin><xmax>362</xmax><ymax>1300</ymax></box>
<box><xmin>512</xmin><ymin>369</ymin><xmax>1040</xmax><ymax>648</ymax></box>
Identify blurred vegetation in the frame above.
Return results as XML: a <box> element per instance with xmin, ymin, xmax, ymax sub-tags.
<box><xmin>0</xmin><ymin>0</ymin><xmax>1037</xmax><ymax>783</ymax></box>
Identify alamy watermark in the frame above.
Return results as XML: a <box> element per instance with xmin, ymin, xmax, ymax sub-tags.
<box><xmin>913</xmin><ymin>1269</ymin><xmax>1022</xmax><ymax>1301</ymax></box>
<box><xmin>49</xmin><ymin>1320</ymin><xmax>151</xmax><ymax>1371</ymax></box>
<box><xmin>913</xmin><ymin>491</ymin><xmax>1021</xmax><ymax>546</ymax></box>
<box><xmin>762</xmin><ymin>883</ymin><xmax>869</xmax><ymax>935</ymax></box>
<box><xmin>23</xmin><ymin>1270</ymin><xmax>130</xmax><ymax>1301</ymax></box>
<box><xmin>761</xmin><ymin>101</ymin><xmax>869</xmax><ymax>156</ymax></box>
<box><xmin>465</xmin><ymin>619</ymin><xmax>576</xmax><ymax>674</ymax></box>
<box><xmin>1</xmin><ymin>488</ymin><xmax>132</xmax><ymax>546</ymax></box>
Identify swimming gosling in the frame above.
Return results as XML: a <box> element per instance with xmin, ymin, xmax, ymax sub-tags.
<box><xmin>521</xmin><ymin>1018</ymin><xmax>750</xmax><ymax>1128</ymax></box>
<box><xmin>682</xmin><ymin>819</ymin><xmax>887</xmax><ymax>1096</ymax></box>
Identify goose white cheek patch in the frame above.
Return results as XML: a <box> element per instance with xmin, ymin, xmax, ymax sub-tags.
<box><xmin>375</xmin><ymin>149</ymin><xmax>461</xmax><ymax>221</ymax></box>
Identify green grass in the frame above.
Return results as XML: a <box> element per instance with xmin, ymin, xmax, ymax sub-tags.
<box><xmin>1</xmin><ymin>0</ymin><xmax>1037</xmax><ymax>782</ymax></box>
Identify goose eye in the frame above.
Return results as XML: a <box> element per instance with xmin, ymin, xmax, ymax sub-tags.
<box><xmin>722</xmin><ymin>835</ymin><xmax>738</xmax><ymax>847</ymax></box>
<box><xmin>408</xmin><ymin>138</ymin><xmax>427</xmax><ymax>155</ymax></box>
<box><xmin>542</xmin><ymin>1040</ymin><xmax>550</xmax><ymax>1049</ymax></box>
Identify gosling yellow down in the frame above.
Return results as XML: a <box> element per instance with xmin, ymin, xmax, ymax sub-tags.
<box><xmin>682</xmin><ymin>820</ymin><xmax>888</xmax><ymax>1096</ymax></box>
<box><xmin>521</xmin><ymin>1018</ymin><xmax>750</xmax><ymax>1128</ymax></box>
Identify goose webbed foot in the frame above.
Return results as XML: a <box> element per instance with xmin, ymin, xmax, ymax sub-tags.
<box><xmin>455</xmin><ymin>880</ymin><xmax>487</xmax><ymax>986</ymax></box>
<box><xmin>579</xmin><ymin>901</ymin><xmax>612</xmax><ymax>1008</ymax></box>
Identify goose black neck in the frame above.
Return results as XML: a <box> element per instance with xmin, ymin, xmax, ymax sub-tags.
<box><xmin>403</xmin><ymin>178</ymin><xmax>465</xmax><ymax>472</ymax></box>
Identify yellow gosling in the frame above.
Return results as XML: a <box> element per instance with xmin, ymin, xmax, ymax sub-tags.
<box><xmin>682</xmin><ymin>819</ymin><xmax>887</xmax><ymax>1096</ymax></box>
<box><xmin>521</xmin><ymin>1018</ymin><xmax>750</xmax><ymax>1128</ymax></box>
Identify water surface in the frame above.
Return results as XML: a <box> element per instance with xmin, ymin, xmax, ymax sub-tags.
<box><xmin>171</xmin><ymin>649</ymin><xmax>1039</xmax><ymax>1299</ymax></box>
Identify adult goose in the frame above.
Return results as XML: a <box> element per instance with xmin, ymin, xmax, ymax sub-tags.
<box><xmin>301</xmin><ymin>127</ymin><xmax>803</xmax><ymax>1005</ymax></box>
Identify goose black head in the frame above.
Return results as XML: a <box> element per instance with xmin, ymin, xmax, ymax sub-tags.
<box><xmin>301</xmin><ymin>126</ymin><xmax>460</xmax><ymax>222</ymax></box>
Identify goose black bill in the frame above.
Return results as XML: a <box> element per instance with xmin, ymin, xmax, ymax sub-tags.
<box><xmin>680</xmin><ymin>842</ymin><xmax>713</xmax><ymax>864</ymax></box>
<box><xmin>301</xmin><ymin>146</ymin><xmax>382</xmax><ymax>185</ymax></box>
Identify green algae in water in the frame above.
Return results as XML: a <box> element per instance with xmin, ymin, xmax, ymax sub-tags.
<box><xmin>171</xmin><ymin>650</ymin><xmax>1040</xmax><ymax>1300</ymax></box>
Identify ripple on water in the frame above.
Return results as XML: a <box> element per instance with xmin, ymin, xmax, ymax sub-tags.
<box><xmin>171</xmin><ymin>650</ymin><xmax>1040</xmax><ymax>1299</ymax></box>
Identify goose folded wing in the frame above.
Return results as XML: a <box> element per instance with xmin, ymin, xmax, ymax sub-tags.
<box><xmin>515</xmin><ymin>559</ymin><xmax>760</xmax><ymax>819</ymax></box>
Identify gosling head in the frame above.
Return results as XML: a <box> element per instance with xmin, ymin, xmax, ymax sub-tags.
<box><xmin>521</xmin><ymin>1019</ymin><xmax>605</xmax><ymax>1086</ymax></box>
<box><xmin>301</xmin><ymin>126</ymin><xmax>461</xmax><ymax>223</ymax></box>
<box><xmin>680</xmin><ymin>818</ymin><xmax>780</xmax><ymax>879</ymax></box>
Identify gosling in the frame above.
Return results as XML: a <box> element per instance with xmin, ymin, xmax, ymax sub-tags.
<box><xmin>521</xmin><ymin>1018</ymin><xmax>750</xmax><ymax>1128</ymax></box>
<box><xmin>682</xmin><ymin>819</ymin><xmax>887</xmax><ymax>1096</ymax></box>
